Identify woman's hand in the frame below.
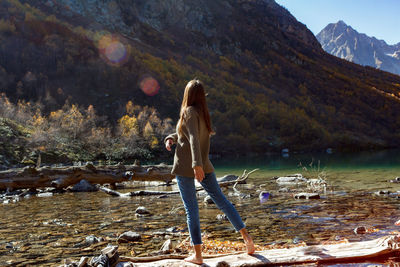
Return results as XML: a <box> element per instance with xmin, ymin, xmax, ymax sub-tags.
<box><xmin>165</xmin><ymin>139</ymin><xmax>174</xmax><ymax>151</ymax></box>
<box><xmin>193</xmin><ymin>166</ymin><xmax>205</xmax><ymax>182</ymax></box>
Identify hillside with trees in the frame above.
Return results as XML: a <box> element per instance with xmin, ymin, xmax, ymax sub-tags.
<box><xmin>1</xmin><ymin>0</ymin><xmax>400</xmax><ymax>167</ymax></box>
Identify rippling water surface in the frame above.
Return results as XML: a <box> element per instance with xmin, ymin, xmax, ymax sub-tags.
<box><xmin>1</xmin><ymin>150</ymin><xmax>400</xmax><ymax>266</ymax></box>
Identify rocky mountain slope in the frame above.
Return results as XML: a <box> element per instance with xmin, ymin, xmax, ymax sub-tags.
<box><xmin>1</xmin><ymin>0</ymin><xmax>400</xmax><ymax>155</ymax></box>
<box><xmin>317</xmin><ymin>20</ymin><xmax>400</xmax><ymax>75</ymax></box>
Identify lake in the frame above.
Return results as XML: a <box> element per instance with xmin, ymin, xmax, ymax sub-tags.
<box><xmin>1</xmin><ymin>149</ymin><xmax>400</xmax><ymax>266</ymax></box>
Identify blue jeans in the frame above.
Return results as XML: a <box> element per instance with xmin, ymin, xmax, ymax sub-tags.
<box><xmin>176</xmin><ymin>172</ymin><xmax>245</xmax><ymax>245</ymax></box>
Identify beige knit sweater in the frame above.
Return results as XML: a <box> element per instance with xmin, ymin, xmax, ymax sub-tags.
<box><xmin>164</xmin><ymin>106</ymin><xmax>214</xmax><ymax>178</ymax></box>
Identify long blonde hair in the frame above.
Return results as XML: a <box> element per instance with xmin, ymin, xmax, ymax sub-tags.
<box><xmin>177</xmin><ymin>79</ymin><xmax>213</xmax><ymax>136</ymax></box>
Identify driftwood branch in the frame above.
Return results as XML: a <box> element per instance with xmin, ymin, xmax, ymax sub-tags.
<box><xmin>100</xmin><ymin>169</ymin><xmax>259</xmax><ymax>197</ymax></box>
<box><xmin>0</xmin><ymin>163</ymin><xmax>174</xmax><ymax>190</ymax></box>
<box><xmin>117</xmin><ymin>235</ymin><xmax>400</xmax><ymax>266</ymax></box>
<box><xmin>119</xmin><ymin>252</ymin><xmax>243</xmax><ymax>263</ymax></box>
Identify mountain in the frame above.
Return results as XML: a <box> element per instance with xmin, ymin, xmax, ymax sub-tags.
<box><xmin>317</xmin><ymin>20</ymin><xmax>400</xmax><ymax>76</ymax></box>
<box><xmin>1</xmin><ymin>0</ymin><xmax>400</xmax><ymax>157</ymax></box>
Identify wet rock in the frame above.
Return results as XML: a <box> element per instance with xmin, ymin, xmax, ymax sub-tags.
<box><xmin>217</xmin><ymin>174</ymin><xmax>238</xmax><ymax>183</ymax></box>
<box><xmin>204</xmin><ymin>195</ymin><xmax>214</xmax><ymax>204</ymax></box>
<box><xmin>135</xmin><ymin>206</ymin><xmax>150</xmax><ymax>215</ymax></box>
<box><xmin>86</xmin><ymin>235</ymin><xmax>104</xmax><ymax>245</ymax></box>
<box><xmin>259</xmin><ymin>191</ymin><xmax>270</xmax><ymax>203</ymax></box>
<box><xmin>389</xmin><ymin>177</ymin><xmax>400</xmax><ymax>183</ymax></box>
<box><xmin>276</xmin><ymin>174</ymin><xmax>307</xmax><ymax>184</ymax></box>
<box><xmin>71</xmin><ymin>179</ymin><xmax>98</xmax><ymax>192</ymax></box>
<box><xmin>101</xmin><ymin>245</ymin><xmax>119</xmax><ymax>265</ymax></box>
<box><xmin>166</xmin><ymin>226</ymin><xmax>178</xmax><ymax>233</ymax></box>
<box><xmin>89</xmin><ymin>254</ymin><xmax>108</xmax><ymax>267</ymax></box>
<box><xmin>278</xmin><ymin>187</ymin><xmax>290</xmax><ymax>193</ymax></box>
<box><xmin>37</xmin><ymin>192</ymin><xmax>53</xmax><ymax>197</ymax></box>
<box><xmin>160</xmin><ymin>239</ymin><xmax>172</xmax><ymax>252</ymax></box>
<box><xmin>118</xmin><ymin>231</ymin><xmax>141</xmax><ymax>243</ymax></box>
<box><xmin>216</xmin><ymin>214</ymin><xmax>228</xmax><ymax>221</ymax></box>
<box><xmin>294</xmin><ymin>193</ymin><xmax>320</xmax><ymax>200</ymax></box>
<box><xmin>375</xmin><ymin>190</ymin><xmax>391</xmax><ymax>195</ymax></box>
<box><xmin>354</xmin><ymin>226</ymin><xmax>367</xmax><ymax>234</ymax></box>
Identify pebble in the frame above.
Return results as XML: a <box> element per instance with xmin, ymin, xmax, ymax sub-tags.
<box><xmin>276</xmin><ymin>174</ymin><xmax>307</xmax><ymax>184</ymax></box>
<box><xmin>294</xmin><ymin>193</ymin><xmax>320</xmax><ymax>200</ymax></box>
<box><xmin>204</xmin><ymin>195</ymin><xmax>214</xmax><ymax>204</ymax></box>
<box><xmin>354</xmin><ymin>226</ymin><xmax>367</xmax><ymax>234</ymax></box>
<box><xmin>375</xmin><ymin>190</ymin><xmax>391</xmax><ymax>195</ymax></box>
<box><xmin>37</xmin><ymin>192</ymin><xmax>53</xmax><ymax>197</ymax></box>
<box><xmin>86</xmin><ymin>235</ymin><xmax>104</xmax><ymax>245</ymax></box>
<box><xmin>118</xmin><ymin>231</ymin><xmax>141</xmax><ymax>243</ymax></box>
<box><xmin>216</xmin><ymin>214</ymin><xmax>228</xmax><ymax>221</ymax></box>
<box><xmin>135</xmin><ymin>206</ymin><xmax>150</xmax><ymax>215</ymax></box>
<box><xmin>166</xmin><ymin>226</ymin><xmax>178</xmax><ymax>233</ymax></box>
<box><xmin>217</xmin><ymin>175</ymin><xmax>239</xmax><ymax>183</ymax></box>
<box><xmin>389</xmin><ymin>177</ymin><xmax>400</xmax><ymax>183</ymax></box>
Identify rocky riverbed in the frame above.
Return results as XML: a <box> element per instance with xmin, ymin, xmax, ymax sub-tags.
<box><xmin>2</xmin><ymin>167</ymin><xmax>400</xmax><ymax>266</ymax></box>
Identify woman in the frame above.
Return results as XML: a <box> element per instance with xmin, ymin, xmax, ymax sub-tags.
<box><xmin>164</xmin><ymin>79</ymin><xmax>255</xmax><ymax>265</ymax></box>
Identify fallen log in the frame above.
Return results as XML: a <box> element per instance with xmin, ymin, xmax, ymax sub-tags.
<box><xmin>99</xmin><ymin>169</ymin><xmax>259</xmax><ymax>197</ymax></box>
<box><xmin>0</xmin><ymin>163</ymin><xmax>174</xmax><ymax>190</ymax></box>
<box><xmin>117</xmin><ymin>235</ymin><xmax>400</xmax><ymax>266</ymax></box>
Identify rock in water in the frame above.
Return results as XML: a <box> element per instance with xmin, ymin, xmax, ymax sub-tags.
<box><xmin>135</xmin><ymin>206</ymin><xmax>150</xmax><ymax>215</ymax></box>
<box><xmin>354</xmin><ymin>226</ymin><xmax>367</xmax><ymax>234</ymax></box>
<box><xmin>118</xmin><ymin>231</ymin><xmax>141</xmax><ymax>243</ymax></box>
<box><xmin>294</xmin><ymin>193</ymin><xmax>320</xmax><ymax>200</ymax></box>
<box><xmin>204</xmin><ymin>195</ymin><xmax>214</xmax><ymax>204</ymax></box>
<box><xmin>85</xmin><ymin>235</ymin><xmax>104</xmax><ymax>245</ymax></box>
<box><xmin>71</xmin><ymin>179</ymin><xmax>97</xmax><ymax>192</ymax></box>
<box><xmin>216</xmin><ymin>214</ymin><xmax>228</xmax><ymax>221</ymax></box>
<box><xmin>276</xmin><ymin>174</ymin><xmax>307</xmax><ymax>184</ymax></box>
<box><xmin>217</xmin><ymin>174</ymin><xmax>238</xmax><ymax>183</ymax></box>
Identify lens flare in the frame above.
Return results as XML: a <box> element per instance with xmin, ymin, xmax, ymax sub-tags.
<box><xmin>140</xmin><ymin>76</ymin><xmax>160</xmax><ymax>96</ymax></box>
<box><xmin>98</xmin><ymin>34</ymin><xmax>128</xmax><ymax>65</ymax></box>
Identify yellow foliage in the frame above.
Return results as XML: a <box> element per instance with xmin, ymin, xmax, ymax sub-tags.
<box><xmin>118</xmin><ymin>114</ymin><xmax>138</xmax><ymax>137</ymax></box>
<box><xmin>143</xmin><ymin>121</ymin><xmax>153</xmax><ymax>138</ymax></box>
<box><xmin>150</xmin><ymin>136</ymin><xmax>159</xmax><ymax>149</ymax></box>
<box><xmin>32</xmin><ymin>110</ymin><xmax>45</xmax><ymax>127</ymax></box>
<box><xmin>125</xmin><ymin>101</ymin><xmax>134</xmax><ymax>116</ymax></box>
<box><xmin>49</xmin><ymin>110</ymin><xmax>63</xmax><ymax>120</ymax></box>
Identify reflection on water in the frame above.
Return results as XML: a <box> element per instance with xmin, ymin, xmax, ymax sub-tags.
<box><xmin>1</xmin><ymin>150</ymin><xmax>400</xmax><ymax>266</ymax></box>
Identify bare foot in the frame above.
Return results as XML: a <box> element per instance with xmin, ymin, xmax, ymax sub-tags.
<box><xmin>244</xmin><ymin>238</ymin><xmax>255</xmax><ymax>255</ymax></box>
<box><xmin>184</xmin><ymin>254</ymin><xmax>203</xmax><ymax>265</ymax></box>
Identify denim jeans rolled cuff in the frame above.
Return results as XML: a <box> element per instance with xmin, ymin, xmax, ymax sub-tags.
<box><xmin>176</xmin><ymin>172</ymin><xmax>245</xmax><ymax>245</ymax></box>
